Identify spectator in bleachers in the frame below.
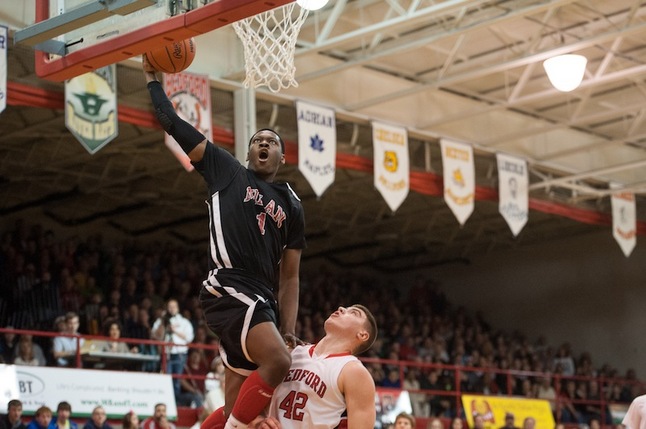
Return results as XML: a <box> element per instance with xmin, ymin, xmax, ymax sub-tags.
<box><xmin>498</xmin><ymin>412</ymin><xmax>520</xmax><ymax>429</ymax></box>
<box><xmin>394</xmin><ymin>412</ymin><xmax>415</xmax><ymax>429</ymax></box>
<box><xmin>152</xmin><ymin>299</ymin><xmax>194</xmax><ymax>398</ymax></box>
<box><xmin>553</xmin><ymin>343</ymin><xmax>576</xmax><ymax>377</ymax></box>
<box><xmin>427</xmin><ymin>419</ymin><xmax>443</xmax><ymax>429</ymax></box>
<box><xmin>26</xmin><ymin>406</ymin><xmax>52</xmax><ymax>429</ymax></box>
<box><xmin>403</xmin><ymin>368</ymin><xmax>426</xmax><ymax>417</ymax></box>
<box><xmin>52</xmin><ymin>312</ymin><xmax>83</xmax><ymax>367</ymax></box>
<box><xmin>178</xmin><ymin>348</ymin><xmax>208</xmax><ymax>408</ymax></box>
<box><xmin>59</xmin><ymin>270</ymin><xmax>82</xmax><ymax>314</ymax></box>
<box><xmin>141</xmin><ymin>403</ymin><xmax>175</xmax><ymax>429</ymax></box>
<box><xmin>521</xmin><ymin>417</ymin><xmax>535</xmax><ymax>429</ymax></box>
<box><xmin>100</xmin><ymin>321</ymin><xmax>136</xmax><ymax>354</ymax></box>
<box><xmin>121</xmin><ymin>412</ymin><xmax>139</xmax><ymax>429</ymax></box>
<box><xmin>0</xmin><ymin>329</ymin><xmax>18</xmax><ymax>363</ymax></box>
<box><xmin>48</xmin><ymin>402</ymin><xmax>77</xmax><ymax>429</ymax></box>
<box><xmin>383</xmin><ymin>368</ymin><xmax>402</xmax><ymax>389</ymax></box>
<box><xmin>82</xmin><ymin>407</ymin><xmax>112</xmax><ymax>429</ymax></box>
<box><xmin>0</xmin><ymin>399</ymin><xmax>26</xmax><ymax>429</ymax></box>
<box><xmin>558</xmin><ymin>380</ymin><xmax>583</xmax><ymax>424</ymax></box>
<box><xmin>13</xmin><ymin>335</ymin><xmax>42</xmax><ymax>366</ymax></box>
<box><xmin>449</xmin><ymin>418</ymin><xmax>463</xmax><ymax>429</ymax></box>
<box><xmin>473</xmin><ymin>414</ymin><xmax>485</xmax><ymax>429</ymax></box>
<box><xmin>536</xmin><ymin>375</ymin><xmax>557</xmax><ymax>415</ymax></box>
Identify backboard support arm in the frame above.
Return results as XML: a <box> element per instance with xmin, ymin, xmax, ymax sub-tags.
<box><xmin>24</xmin><ymin>0</ymin><xmax>292</xmax><ymax>82</ymax></box>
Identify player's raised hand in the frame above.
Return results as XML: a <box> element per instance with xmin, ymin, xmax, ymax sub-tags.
<box><xmin>142</xmin><ymin>53</ymin><xmax>160</xmax><ymax>83</ymax></box>
<box><xmin>283</xmin><ymin>332</ymin><xmax>305</xmax><ymax>348</ymax></box>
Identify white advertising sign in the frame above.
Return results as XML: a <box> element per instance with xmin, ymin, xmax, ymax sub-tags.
<box><xmin>10</xmin><ymin>365</ymin><xmax>176</xmax><ymax>419</ymax></box>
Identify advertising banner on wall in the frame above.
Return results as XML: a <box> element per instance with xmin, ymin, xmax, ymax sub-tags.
<box><xmin>461</xmin><ymin>394</ymin><xmax>554</xmax><ymax>429</ymax></box>
<box><xmin>3</xmin><ymin>365</ymin><xmax>176</xmax><ymax>419</ymax></box>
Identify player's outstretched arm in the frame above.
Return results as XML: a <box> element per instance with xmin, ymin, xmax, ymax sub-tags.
<box><xmin>278</xmin><ymin>248</ymin><xmax>304</xmax><ymax>348</ymax></box>
<box><xmin>142</xmin><ymin>54</ymin><xmax>207</xmax><ymax>162</ymax></box>
<box><xmin>341</xmin><ymin>361</ymin><xmax>376</xmax><ymax>429</ymax></box>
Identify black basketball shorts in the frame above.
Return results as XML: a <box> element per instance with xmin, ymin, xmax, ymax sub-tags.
<box><xmin>199</xmin><ymin>273</ymin><xmax>278</xmax><ymax>376</ymax></box>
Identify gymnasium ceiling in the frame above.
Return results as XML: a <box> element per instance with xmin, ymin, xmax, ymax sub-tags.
<box><xmin>3</xmin><ymin>0</ymin><xmax>646</xmax><ymax>272</ymax></box>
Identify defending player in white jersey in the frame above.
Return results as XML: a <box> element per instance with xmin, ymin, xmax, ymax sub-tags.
<box><xmin>251</xmin><ymin>305</ymin><xmax>378</xmax><ymax>429</ymax></box>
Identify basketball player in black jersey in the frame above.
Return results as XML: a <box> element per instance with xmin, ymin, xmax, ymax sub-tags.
<box><xmin>143</xmin><ymin>56</ymin><xmax>306</xmax><ymax>429</ymax></box>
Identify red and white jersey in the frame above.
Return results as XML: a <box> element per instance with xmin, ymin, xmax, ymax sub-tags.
<box><xmin>268</xmin><ymin>344</ymin><xmax>358</xmax><ymax>429</ymax></box>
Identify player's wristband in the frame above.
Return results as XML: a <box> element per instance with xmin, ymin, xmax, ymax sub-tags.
<box><xmin>147</xmin><ymin>81</ymin><xmax>205</xmax><ymax>154</ymax></box>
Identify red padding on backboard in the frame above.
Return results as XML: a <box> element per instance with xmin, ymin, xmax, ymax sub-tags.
<box><xmin>34</xmin><ymin>0</ymin><xmax>293</xmax><ymax>81</ymax></box>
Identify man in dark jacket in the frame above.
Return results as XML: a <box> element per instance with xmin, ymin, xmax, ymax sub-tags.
<box><xmin>0</xmin><ymin>400</ymin><xmax>26</xmax><ymax>429</ymax></box>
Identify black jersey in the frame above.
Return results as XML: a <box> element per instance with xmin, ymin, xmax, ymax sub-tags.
<box><xmin>193</xmin><ymin>142</ymin><xmax>306</xmax><ymax>290</ymax></box>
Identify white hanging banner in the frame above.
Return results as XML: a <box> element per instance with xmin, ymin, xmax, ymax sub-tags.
<box><xmin>441</xmin><ymin>139</ymin><xmax>475</xmax><ymax>225</ymax></box>
<box><xmin>296</xmin><ymin>100</ymin><xmax>336</xmax><ymax>197</ymax></box>
<box><xmin>0</xmin><ymin>26</ymin><xmax>7</xmax><ymax>115</ymax></box>
<box><xmin>497</xmin><ymin>153</ymin><xmax>528</xmax><ymax>236</ymax></box>
<box><xmin>163</xmin><ymin>72</ymin><xmax>213</xmax><ymax>172</ymax></box>
<box><xmin>373</xmin><ymin>122</ymin><xmax>409</xmax><ymax>212</ymax></box>
<box><xmin>611</xmin><ymin>184</ymin><xmax>636</xmax><ymax>257</ymax></box>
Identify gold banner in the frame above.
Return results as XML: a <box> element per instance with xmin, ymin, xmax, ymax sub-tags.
<box><xmin>462</xmin><ymin>395</ymin><xmax>555</xmax><ymax>429</ymax></box>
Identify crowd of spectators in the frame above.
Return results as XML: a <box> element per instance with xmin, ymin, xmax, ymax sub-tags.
<box><xmin>0</xmin><ymin>220</ymin><xmax>644</xmax><ymax>425</ymax></box>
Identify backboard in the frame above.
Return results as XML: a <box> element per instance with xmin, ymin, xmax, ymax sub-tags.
<box><xmin>14</xmin><ymin>0</ymin><xmax>293</xmax><ymax>81</ymax></box>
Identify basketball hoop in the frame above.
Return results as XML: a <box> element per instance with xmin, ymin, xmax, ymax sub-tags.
<box><xmin>233</xmin><ymin>3</ymin><xmax>309</xmax><ymax>93</ymax></box>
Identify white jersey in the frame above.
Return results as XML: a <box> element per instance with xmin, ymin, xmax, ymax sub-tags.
<box><xmin>268</xmin><ymin>344</ymin><xmax>358</xmax><ymax>429</ymax></box>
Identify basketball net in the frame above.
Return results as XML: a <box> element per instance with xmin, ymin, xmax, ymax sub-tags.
<box><xmin>233</xmin><ymin>3</ymin><xmax>309</xmax><ymax>93</ymax></box>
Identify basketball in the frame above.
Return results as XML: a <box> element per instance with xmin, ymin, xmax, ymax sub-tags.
<box><xmin>146</xmin><ymin>38</ymin><xmax>196</xmax><ymax>74</ymax></box>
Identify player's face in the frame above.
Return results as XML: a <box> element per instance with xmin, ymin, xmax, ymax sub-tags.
<box><xmin>247</xmin><ymin>130</ymin><xmax>285</xmax><ymax>181</ymax></box>
<box><xmin>326</xmin><ymin>306</ymin><xmax>368</xmax><ymax>334</ymax></box>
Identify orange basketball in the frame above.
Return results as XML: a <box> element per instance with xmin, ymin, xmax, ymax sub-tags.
<box><xmin>146</xmin><ymin>38</ymin><xmax>196</xmax><ymax>74</ymax></box>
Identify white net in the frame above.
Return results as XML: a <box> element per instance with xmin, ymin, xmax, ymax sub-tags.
<box><xmin>233</xmin><ymin>3</ymin><xmax>309</xmax><ymax>93</ymax></box>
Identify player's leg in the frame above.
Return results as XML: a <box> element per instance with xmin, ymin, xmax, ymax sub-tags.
<box><xmin>225</xmin><ymin>321</ymin><xmax>291</xmax><ymax>428</ymax></box>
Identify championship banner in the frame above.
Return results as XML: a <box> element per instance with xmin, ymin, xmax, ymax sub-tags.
<box><xmin>462</xmin><ymin>394</ymin><xmax>554</xmax><ymax>429</ymax></box>
<box><xmin>0</xmin><ymin>26</ymin><xmax>7</xmax><ymax>115</ymax></box>
<box><xmin>65</xmin><ymin>65</ymin><xmax>118</xmax><ymax>154</ymax></box>
<box><xmin>441</xmin><ymin>139</ymin><xmax>475</xmax><ymax>225</ymax></box>
<box><xmin>611</xmin><ymin>183</ymin><xmax>636</xmax><ymax>257</ymax></box>
<box><xmin>163</xmin><ymin>72</ymin><xmax>213</xmax><ymax>172</ymax></box>
<box><xmin>497</xmin><ymin>153</ymin><xmax>528</xmax><ymax>236</ymax></box>
<box><xmin>296</xmin><ymin>100</ymin><xmax>336</xmax><ymax>197</ymax></box>
<box><xmin>2</xmin><ymin>364</ymin><xmax>176</xmax><ymax>419</ymax></box>
<box><xmin>373</xmin><ymin>122</ymin><xmax>409</xmax><ymax>212</ymax></box>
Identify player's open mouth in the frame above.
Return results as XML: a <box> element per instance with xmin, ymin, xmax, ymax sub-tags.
<box><xmin>259</xmin><ymin>150</ymin><xmax>269</xmax><ymax>161</ymax></box>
